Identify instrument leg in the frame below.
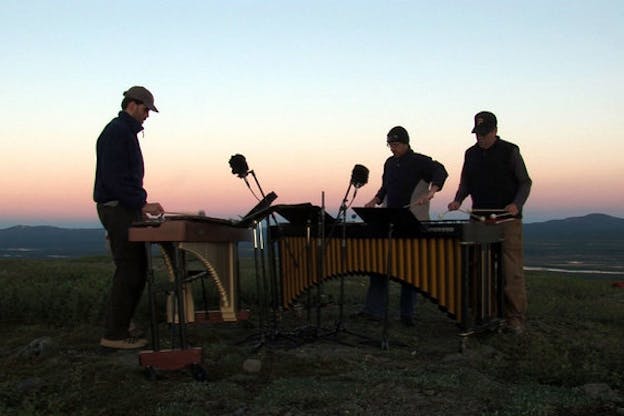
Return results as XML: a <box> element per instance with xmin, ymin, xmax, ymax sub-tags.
<box><xmin>146</xmin><ymin>243</ymin><xmax>159</xmax><ymax>351</ymax></box>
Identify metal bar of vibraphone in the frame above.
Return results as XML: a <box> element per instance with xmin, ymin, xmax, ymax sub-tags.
<box><xmin>146</xmin><ymin>242</ymin><xmax>160</xmax><ymax>351</ymax></box>
<box><xmin>496</xmin><ymin>240</ymin><xmax>505</xmax><ymax>320</ymax></box>
<box><xmin>481</xmin><ymin>243</ymin><xmax>492</xmax><ymax>322</ymax></box>
<box><xmin>172</xmin><ymin>246</ymin><xmax>188</xmax><ymax>349</ymax></box>
<box><xmin>252</xmin><ymin>222</ymin><xmax>265</xmax><ymax>338</ymax></box>
<box><xmin>486</xmin><ymin>243</ymin><xmax>492</xmax><ymax>319</ymax></box>
<box><xmin>461</xmin><ymin>243</ymin><xmax>470</xmax><ymax>331</ymax></box>
<box><xmin>480</xmin><ymin>243</ymin><xmax>486</xmax><ymax>321</ymax></box>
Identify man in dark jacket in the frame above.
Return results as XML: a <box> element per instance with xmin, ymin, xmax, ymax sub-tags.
<box><xmin>448</xmin><ymin>111</ymin><xmax>532</xmax><ymax>334</ymax></box>
<box><xmin>360</xmin><ymin>126</ymin><xmax>448</xmax><ymax>326</ymax></box>
<box><xmin>94</xmin><ymin>86</ymin><xmax>164</xmax><ymax>349</ymax></box>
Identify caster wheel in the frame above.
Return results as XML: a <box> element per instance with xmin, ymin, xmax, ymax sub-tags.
<box><xmin>191</xmin><ymin>364</ymin><xmax>207</xmax><ymax>382</ymax></box>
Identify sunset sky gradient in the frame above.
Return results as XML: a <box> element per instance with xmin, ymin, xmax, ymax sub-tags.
<box><xmin>1</xmin><ymin>1</ymin><xmax>623</xmax><ymax>228</ymax></box>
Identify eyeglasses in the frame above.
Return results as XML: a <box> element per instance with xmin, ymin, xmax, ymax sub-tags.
<box><xmin>387</xmin><ymin>142</ymin><xmax>403</xmax><ymax>148</ymax></box>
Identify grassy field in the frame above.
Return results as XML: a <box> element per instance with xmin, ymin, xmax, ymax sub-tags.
<box><xmin>1</xmin><ymin>256</ymin><xmax>623</xmax><ymax>416</ymax></box>
<box><xmin>524</xmin><ymin>239</ymin><xmax>624</xmax><ymax>275</ymax></box>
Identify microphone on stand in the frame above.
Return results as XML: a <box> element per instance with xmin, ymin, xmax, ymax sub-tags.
<box><xmin>350</xmin><ymin>164</ymin><xmax>369</xmax><ymax>189</ymax></box>
<box><xmin>229</xmin><ymin>153</ymin><xmax>257</xmax><ymax>196</ymax></box>
<box><xmin>229</xmin><ymin>154</ymin><xmax>249</xmax><ymax>178</ymax></box>
<box><xmin>339</xmin><ymin>164</ymin><xmax>369</xmax><ymax>217</ymax></box>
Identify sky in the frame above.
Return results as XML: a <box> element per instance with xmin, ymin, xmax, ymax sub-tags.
<box><xmin>1</xmin><ymin>0</ymin><xmax>623</xmax><ymax>228</ymax></box>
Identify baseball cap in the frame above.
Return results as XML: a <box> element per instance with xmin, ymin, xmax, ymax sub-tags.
<box><xmin>471</xmin><ymin>111</ymin><xmax>496</xmax><ymax>135</ymax></box>
<box><xmin>387</xmin><ymin>126</ymin><xmax>409</xmax><ymax>144</ymax></box>
<box><xmin>123</xmin><ymin>86</ymin><xmax>158</xmax><ymax>112</ymax></box>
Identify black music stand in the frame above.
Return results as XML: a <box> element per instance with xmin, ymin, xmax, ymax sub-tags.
<box><xmin>273</xmin><ymin>204</ymin><xmax>335</xmax><ymax>341</ymax></box>
<box><xmin>238</xmin><ymin>192</ymin><xmax>278</xmax><ymax>228</ymax></box>
<box><xmin>274</xmin><ymin>203</ymin><xmax>336</xmax><ymax>226</ymax></box>
<box><xmin>352</xmin><ymin>207</ymin><xmax>420</xmax><ymax>350</ymax></box>
<box><xmin>352</xmin><ymin>207</ymin><xmax>424</xmax><ymax>233</ymax></box>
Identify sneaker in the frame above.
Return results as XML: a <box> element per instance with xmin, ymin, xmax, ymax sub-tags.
<box><xmin>100</xmin><ymin>337</ymin><xmax>148</xmax><ymax>350</ymax></box>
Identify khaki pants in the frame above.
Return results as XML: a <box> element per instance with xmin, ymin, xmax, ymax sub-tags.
<box><xmin>501</xmin><ymin>219</ymin><xmax>527</xmax><ymax>326</ymax></box>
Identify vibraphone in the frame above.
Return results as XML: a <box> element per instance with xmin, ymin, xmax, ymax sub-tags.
<box><xmin>269</xmin><ymin>220</ymin><xmax>504</xmax><ymax>334</ymax></box>
<box><xmin>128</xmin><ymin>215</ymin><xmax>251</xmax><ymax>378</ymax></box>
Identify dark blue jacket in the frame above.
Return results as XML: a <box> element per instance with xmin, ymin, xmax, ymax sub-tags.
<box><xmin>93</xmin><ymin>111</ymin><xmax>147</xmax><ymax>210</ymax></box>
<box><xmin>375</xmin><ymin>148</ymin><xmax>448</xmax><ymax>208</ymax></box>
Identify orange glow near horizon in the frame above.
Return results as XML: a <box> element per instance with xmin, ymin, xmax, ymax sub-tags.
<box><xmin>3</xmin><ymin>157</ymin><xmax>623</xmax><ymax>227</ymax></box>
<box><xmin>2</xmin><ymin>109</ymin><xmax>623</xmax><ymax>226</ymax></box>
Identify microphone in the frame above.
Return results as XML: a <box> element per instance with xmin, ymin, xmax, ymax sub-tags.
<box><xmin>229</xmin><ymin>154</ymin><xmax>249</xmax><ymax>178</ymax></box>
<box><xmin>350</xmin><ymin>164</ymin><xmax>369</xmax><ymax>189</ymax></box>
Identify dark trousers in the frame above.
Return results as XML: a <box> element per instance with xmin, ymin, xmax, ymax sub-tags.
<box><xmin>97</xmin><ymin>204</ymin><xmax>146</xmax><ymax>340</ymax></box>
<box><xmin>362</xmin><ymin>275</ymin><xmax>417</xmax><ymax>319</ymax></box>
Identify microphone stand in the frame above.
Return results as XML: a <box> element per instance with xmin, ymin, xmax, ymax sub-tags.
<box><xmin>240</xmin><ymin>169</ymin><xmax>299</xmax><ymax>349</ymax></box>
<box><xmin>237</xmin><ymin>220</ymin><xmax>268</xmax><ymax>350</ymax></box>
<box><xmin>322</xmin><ymin>181</ymin><xmax>373</xmax><ymax>345</ymax></box>
<box><xmin>336</xmin><ymin>181</ymin><xmax>353</xmax><ymax>329</ymax></box>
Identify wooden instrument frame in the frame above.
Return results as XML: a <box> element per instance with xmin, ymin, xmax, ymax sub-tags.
<box><xmin>128</xmin><ymin>217</ymin><xmax>252</xmax><ymax>374</ymax></box>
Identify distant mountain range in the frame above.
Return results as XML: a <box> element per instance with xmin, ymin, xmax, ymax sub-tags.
<box><xmin>523</xmin><ymin>213</ymin><xmax>624</xmax><ymax>240</ymax></box>
<box><xmin>0</xmin><ymin>225</ymin><xmax>107</xmax><ymax>258</ymax></box>
<box><xmin>1</xmin><ymin>214</ymin><xmax>623</xmax><ymax>272</ymax></box>
<box><xmin>522</xmin><ymin>213</ymin><xmax>623</xmax><ymax>274</ymax></box>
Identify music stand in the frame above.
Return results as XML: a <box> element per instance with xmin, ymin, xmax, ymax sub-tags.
<box><xmin>272</xmin><ymin>203</ymin><xmax>336</xmax><ymax>341</ymax></box>
<box><xmin>352</xmin><ymin>207</ymin><xmax>424</xmax><ymax>232</ymax></box>
<box><xmin>238</xmin><ymin>191</ymin><xmax>278</xmax><ymax>227</ymax></box>
<box><xmin>352</xmin><ymin>207</ymin><xmax>419</xmax><ymax>350</ymax></box>
<box><xmin>273</xmin><ymin>203</ymin><xmax>336</xmax><ymax>226</ymax></box>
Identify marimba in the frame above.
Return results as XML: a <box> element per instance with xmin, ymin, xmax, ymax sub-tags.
<box><xmin>269</xmin><ymin>218</ymin><xmax>504</xmax><ymax>334</ymax></box>
<box><xmin>128</xmin><ymin>215</ymin><xmax>251</xmax><ymax>377</ymax></box>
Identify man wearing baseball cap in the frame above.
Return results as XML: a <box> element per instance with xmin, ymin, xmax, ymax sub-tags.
<box><xmin>93</xmin><ymin>86</ymin><xmax>164</xmax><ymax>349</ymax></box>
<box><xmin>448</xmin><ymin>111</ymin><xmax>532</xmax><ymax>334</ymax></box>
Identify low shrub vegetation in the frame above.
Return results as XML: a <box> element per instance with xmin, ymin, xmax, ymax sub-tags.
<box><xmin>1</xmin><ymin>257</ymin><xmax>623</xmax><ymax>415</ymax></box>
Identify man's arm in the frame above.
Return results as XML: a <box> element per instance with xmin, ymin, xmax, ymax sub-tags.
<box><xmin>449</xmin><ymin>155</ymin><xmax>469</xmax><ymax>210</ymax></box>
<box><xmin>511</xmin><ymin>147</ymin><xmax>532</xmax><ymax>209</ymax></box>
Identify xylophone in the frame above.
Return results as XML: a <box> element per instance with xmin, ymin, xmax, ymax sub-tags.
<box><xmin>129</xmin><ymin>215</ymin><xmax>252</xmax><ymax>323</ymax></box>
<box><xmin>128</xmin><ymin>215</ymin><xmax>251</xmax><ymax>376</ymax></box>
<box><xmin>269</xmin><ymin>218</ymin><xmax>504</xmax><ymax>333</ymax></box>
